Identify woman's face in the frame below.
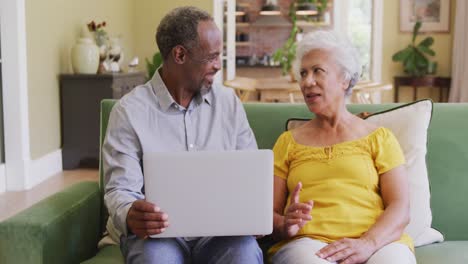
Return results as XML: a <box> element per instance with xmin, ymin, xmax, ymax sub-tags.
<box><xmin>299</xmin><ymin>49</ymin><xmax>348</xmax><ymax>115</ymax></box>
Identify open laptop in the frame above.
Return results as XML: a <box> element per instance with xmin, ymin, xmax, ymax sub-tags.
<box><xmin>143</xmin><ymin>149</ymin><xmax>273</xmax><ymax>238</ymax></box>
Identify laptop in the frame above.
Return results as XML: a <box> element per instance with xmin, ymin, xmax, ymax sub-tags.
<box><xmin>143</xmin><ymin>149</ymin><xmax>273</xmax><ymax>238</ymax></box>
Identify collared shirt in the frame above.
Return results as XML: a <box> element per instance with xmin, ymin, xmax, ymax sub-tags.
<box><xmin>103</xmin><ymin>70</ymin><xmax>258</xmax><ymax>241</ymax></box>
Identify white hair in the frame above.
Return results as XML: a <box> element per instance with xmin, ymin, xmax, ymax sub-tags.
<box><xmin>293</xmin><ymin>30</ymin><xmax>361</xmax><ymax>92</ymax></box>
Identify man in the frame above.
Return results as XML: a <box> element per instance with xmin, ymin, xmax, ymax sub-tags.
<box><xmin>103</xmin><ymin>6</ymin><xmax>262</xmax><ymax>264</ymax></box>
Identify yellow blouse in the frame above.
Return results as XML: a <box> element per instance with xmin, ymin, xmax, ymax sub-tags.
<box><xmin>269</xmin><ymin>127</ymin><xmax>413</xmax><ymax>256</ymax></box>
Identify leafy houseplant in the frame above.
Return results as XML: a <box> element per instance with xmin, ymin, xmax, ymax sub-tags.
<box><xmin>297</xmin><ymin>0</ymin><xmax>328</xmax><ymax>16</ymax></box>
<box><xmin>145</xmin><ymin>51</ymin><xmax>163</xmax><ymax>79</ymax></box>
<box><xmin>272</xmin><ymin>2</ymin><xmax>299</xmax><ymax>78</ymax></box>
<box><xmin>87</xmin><ymin>21</ymin><xmax>108</xmax><ymax>47</ymax></box>
<box><xmin>392</xmin><ymin>21</ymin><xmax>437</xmax><ymax>76</ymax></box>
<box><xmin>272</xmin><ymin>0</ymin><xmax>329</xmax><ymax>79</ymax></box>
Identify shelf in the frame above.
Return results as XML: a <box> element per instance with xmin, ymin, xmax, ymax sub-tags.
<box><xmin>236</xmin><ymin>64</ymin><xmax>280</xmax><ymax>68</ymax></box>
<box><xmin>236</xmin><ymin>42</ymin><xmax>251</xmax><ymax>47</ymax></box>
<box><xmin>236</xmin><ymin>22</ymin><xmax>250</xmax><ymax>27</ymax></box>
<box><xmin>296</xmin><ymin>20</ymin><xmax>331</xmax><ymax>28</ymax></box>
<box><xmin>223</xmin><ymin>22</ymin><xmax>250</xmax><ymax>28</ymax></box>
<box><xmin>225</xmin><ymin>42</ymin><xmax>252</xmax><ymax>47</ymax></box>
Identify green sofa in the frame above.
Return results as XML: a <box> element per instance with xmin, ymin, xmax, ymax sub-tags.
<box><xmin>1</xmin><ymin>100</ymin><xmax>467</xmax><ymax>263</ymax></box>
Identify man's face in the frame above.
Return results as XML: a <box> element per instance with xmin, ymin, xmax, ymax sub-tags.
<box><xmin>184</xmin><ymin>21</ymin><xmax>222</xmax><ymax>91</ymax></box>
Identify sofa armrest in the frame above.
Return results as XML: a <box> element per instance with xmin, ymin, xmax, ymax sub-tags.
<box><xmin>0</xmin><ymin>181</ymin><xmax>102</xmax><ymax>264</ymax></box>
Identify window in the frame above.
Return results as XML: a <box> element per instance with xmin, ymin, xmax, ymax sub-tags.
<box><xmin>216</xmin><ymin>0</ymin><xmax>383</xmax><ymax>83</ymax></box>
<box><xmin>336</xmin><ymin>0</ymin><xmax>383</xmax><ymax>82</ymax></box>
<box><xmin>347</xmin><ymin>0</ymin><xmax>372</xmax><ymax>81</ymax></box>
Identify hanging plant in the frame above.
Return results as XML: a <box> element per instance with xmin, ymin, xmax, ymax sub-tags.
<box><xmin>272</xmin><ymin>2</ymin><xmax>298</xmax><ymax>77</ymax></box>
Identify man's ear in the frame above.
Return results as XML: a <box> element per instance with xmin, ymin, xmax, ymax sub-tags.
<box><xmin>172</xmin><ymin>45</ymin><xmax>186</xmax><ymax>64</ymax></box>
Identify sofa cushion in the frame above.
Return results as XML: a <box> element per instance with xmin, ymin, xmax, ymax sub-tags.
<box><xmin>285</xmin><ymin>99</ymin><xmax>443</xmax><ymax>247</ymax></box>
<box><xmin>80</xmin><ymin>245</ymin><xmax>124</xmax><ymax>264</ymax></box>
<box><xmin>415</xmin><ymin>241</ymin><xmax>468</xmax><ymax>263</ymax></box>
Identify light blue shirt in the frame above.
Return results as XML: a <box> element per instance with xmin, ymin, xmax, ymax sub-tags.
<box><xmin>103</xmin><ymin>70</ymin><xmax>258</xmax><ymax>241</ymax></box>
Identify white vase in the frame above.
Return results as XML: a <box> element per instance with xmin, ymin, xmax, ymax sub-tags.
<box><xmin>71</xmin><ymin>37</ymin><xmax>99</xmax><ymax>74</ymax></box>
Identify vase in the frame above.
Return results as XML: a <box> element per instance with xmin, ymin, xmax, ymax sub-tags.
<box><xmin>71</xmin><ymin>37</ymin><xmax>100</xmax><ymax>74</ymax></box>
<box><xmin>108</xmin><ymin>37</ymin><xmax>124</xmax><ymax>72</ymax></box>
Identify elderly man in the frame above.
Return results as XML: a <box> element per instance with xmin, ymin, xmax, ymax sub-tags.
<box><xmin>103</xmin><ymin>6</ymin><xmax>262</xmax><ymax>264</ymax></box>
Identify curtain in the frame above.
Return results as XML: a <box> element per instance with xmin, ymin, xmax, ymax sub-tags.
<box><xmin>449</xmin><ymin>0</ymin><xmax>468</xmax><ymax>102</ymax></box>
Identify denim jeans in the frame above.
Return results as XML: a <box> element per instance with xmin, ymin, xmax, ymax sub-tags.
<box><xmin>120</xmin><ymin>235</ymin><xmax>263</xmax><ymax>264</ymax></box>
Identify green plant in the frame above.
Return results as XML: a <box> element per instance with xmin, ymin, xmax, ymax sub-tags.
<box><xmin>392</xmin><ymin>21</ymin><xmax>436</xmax><ymax>76</ymax></box>
<box><xmin>316</xmin><ymin>0</ymin><xmax>328</xmax><ymax>14</ymax></box>
<box><xmin>272</xmin><ymin>3</ymin><xmax>298</xmax><ymax>76</ymax></box>
<box><xmin>145</xmin><ymin>51</ymin><xmax>162</xmax><ymax>79</ymax></box>
<box><xmin>297</xmin><ymin>0</ymin><xmax>328</xmax><ymax>14</ymax></box>
<box><xmin>272</xmin><ymin>0</ymin><xmax>329</xmax><ymax>77</ymax></box>
<box><xmin>272</xmin><ymin>28</ymin><xmax>298</xmax><ymax>76</ymax></box>
<box><xmin>87</xmin><ymin>21</ymin><xmax>108</xmax><ymax>47</ymax></box>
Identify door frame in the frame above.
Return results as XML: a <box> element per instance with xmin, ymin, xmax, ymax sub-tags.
<box><xmin>0</xmin><ymin>0</ymin><xmax>32</xmax><ymax>191</ymax></box>
<box><xmin>213</xmin><ymin>0</ymin><xmax>236</xmax><ymax>84</ymax></box>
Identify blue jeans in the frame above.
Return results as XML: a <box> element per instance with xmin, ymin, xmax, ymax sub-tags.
<box><xmin>120</xmin><ymin>235</ymin><xmax>263</xmax><ymax>264</ymax></box>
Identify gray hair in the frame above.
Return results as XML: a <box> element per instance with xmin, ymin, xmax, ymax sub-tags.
<box><xmin>156</xmin><ymin>6</ymin><xmax>213</xmax><ymax>60</ymax></box>
<box><xmin>293</xmin><ymin>30</ymin><xmax>361</xmax><ymax>93</ymax></box>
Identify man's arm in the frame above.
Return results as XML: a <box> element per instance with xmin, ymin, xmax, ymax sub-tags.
<box><xmin>103</xmin><ymin>103</ymin><xmax>144</xmax><ymax>237</ymax></box>
<box><xmin>104</xmin><ymin>103</ymin><xmax>169</xmax><ymax>239</ymax></box>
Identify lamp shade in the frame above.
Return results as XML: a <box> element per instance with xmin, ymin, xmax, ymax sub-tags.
<box><xmin>296</xmin><ymin>3</ymin><xmax>318</xmax><ymax>16</ymax></box>
<box><xmin>260</xmin><ymin>3</ymin><xmax>281</xmax><ymax>15</ymax></box>
<box><xmin>225</xmin><ymin>5</ymin><xmax>246</xmax><ymax>16</ymax></box>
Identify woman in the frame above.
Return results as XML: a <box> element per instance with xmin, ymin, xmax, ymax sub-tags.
<box><xmin>270</xmin><ymin>30</ymin><xmax>416</xmax><ymax>264</ymax></box>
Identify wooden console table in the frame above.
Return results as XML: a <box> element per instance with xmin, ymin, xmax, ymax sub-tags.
<box><xmin>60</xmin><ymin>72</ymin><xmax>146</xmax><ymax>169</ymax></box>
<box><xmin>255</xmin><ymin>77</ymin><xmax>302</xmax><ymax>103</ymax></box>
<box><xmin>393</xmin><ymin>76</ymin><xmax>451</xmax><ymax>102</ymax></box>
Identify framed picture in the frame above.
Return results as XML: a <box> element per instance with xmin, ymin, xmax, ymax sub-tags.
<box><xmin>400</xmin><ymin>0</ymin><xmax>451</xmax><ymax>33</ymax></box>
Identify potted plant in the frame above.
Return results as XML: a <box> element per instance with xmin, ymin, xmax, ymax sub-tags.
<box><xmin>145</xmin><ymin>51</ymin><xmax>162</xmax><ymax>79</ymax></box>
<box><xmin>392</xmin><ymin>21</ymin><xmax>437</xmax><ymax>76</ymax></box>
<box><xmin>296</xmin><ymin>0</ymin><xmax>328</xmax><ymax>23</ymax></box>
<box><xmin>272</xmin><ymin>0</ymin><xmax>329</xmax><ymax>80</ymax></box>
<box><xmin>272</xmin><ymin>2</ymin><xmax>299</xmax><ymax>80</ymax></box>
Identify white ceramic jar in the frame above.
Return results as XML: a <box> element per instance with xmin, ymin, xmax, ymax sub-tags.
<box><xmin>71</xmin><ymin>37</ymin><xmax>99</xmax><ymax>74</ymax></box>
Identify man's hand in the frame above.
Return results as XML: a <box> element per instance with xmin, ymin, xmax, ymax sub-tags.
<box><xmin>126</xmin><ymin>200</ymin><xmax>169</xmax><ymax>239</ymax></box>
<box><xmin>316</xmin><ymin>237</ymin><xmax>377</xmax><ymax>264</ymax></box>
<box><xmin>284</xmin><ymin>182</ymin><xmax>313</xmax><ymax>238</ymax></box>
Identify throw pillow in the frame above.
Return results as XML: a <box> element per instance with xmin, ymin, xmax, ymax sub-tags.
<box><xmin>284</xmin><ymin>99</ymin><xmax>443</xmax><ymax>247</ymax></box>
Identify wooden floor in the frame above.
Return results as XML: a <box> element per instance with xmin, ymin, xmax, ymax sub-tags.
<box><xmin>0</xmin><ymin>169</ymin><xmax>99</xmax><ymax>222</ymax></box>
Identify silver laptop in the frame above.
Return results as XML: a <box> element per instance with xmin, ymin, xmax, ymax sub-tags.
<box><xmin>143</xmin><ymin>149</ymin><xmax>273</xmax><ymax>238</ymax></box>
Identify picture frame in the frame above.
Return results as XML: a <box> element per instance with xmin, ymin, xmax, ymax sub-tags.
<box><xmin>400</xmin><ymin>0</ymin><xmax>451</xmax><ymax>33</ymax></box>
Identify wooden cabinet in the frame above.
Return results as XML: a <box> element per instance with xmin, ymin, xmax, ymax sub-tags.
<box><xmin>393</xmin><ymin>76</ymin><xmax>451</xmax><ymax>102</ymax></box>
<box><xmin>60</xmin><ymin>72</ymin><xmax>146</xmax><ymax>169</ymax></box>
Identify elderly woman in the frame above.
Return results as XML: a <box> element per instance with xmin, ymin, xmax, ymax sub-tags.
<box><xmin>269</xmin><ymin>30</ymin><xmax>416</xmax><ymax>264</ymax></box>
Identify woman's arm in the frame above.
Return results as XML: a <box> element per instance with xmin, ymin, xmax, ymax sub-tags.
<box><xmin>273</xmin><ymin>177</ymin><xmax>313</xmax><ymax>241</ymax></box>
<box><xmin>273</xmin><ymin>176</ymin><xmax>288</xmax><ymax>240</ymax></box>
<box><xmin>317</xmin><ymin>165</ymin><xmax>410</xmax><ymax>264</ymax></box>
<box><xmin>361</xmin><ymin>165</ymin><xmax>410</xmax><ymax>248</ymax></box>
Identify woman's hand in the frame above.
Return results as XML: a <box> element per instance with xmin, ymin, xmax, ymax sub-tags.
<box><xmin>283</xmin><ymin>182</ymin><xmax>314</xmax><ymax>238</ymax></box>
<box><xmin>316</xmin><ymin>237</ymin><xmax>377</xmax><ymax>264</ymax></box>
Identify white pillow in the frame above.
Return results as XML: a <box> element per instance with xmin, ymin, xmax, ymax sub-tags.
<box><xmin>365</xmin><ymin>99</ymin><xmax>443</xmax><ymax>247</ymax></box>
<box><xmin>286</xmin><ymin>99</ymin><xmax>443</xmax><ymax>247</ymax></box>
